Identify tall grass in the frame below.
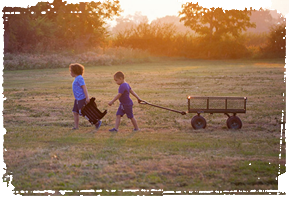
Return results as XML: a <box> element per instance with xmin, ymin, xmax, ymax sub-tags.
<box><xmin>3</xmin><ymin>47</ymin><xmax>152</xmax><ymax>70</ymax></box>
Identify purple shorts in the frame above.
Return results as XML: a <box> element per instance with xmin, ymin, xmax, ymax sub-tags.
<box><xmin>116</xmin><ymin>104</ymin><xmax>134</xmax><ymax>119</ymax></box>
<box><xmin>72</xmin><ymin>98</ymin><xmax>86</xmax><ymax>115</ymax></box>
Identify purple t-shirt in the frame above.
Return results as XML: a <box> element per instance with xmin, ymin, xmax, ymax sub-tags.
<box><xmin>118</xmin><ymin>82</ymin><xmax>133</xmax><ymax>105</ymax></box>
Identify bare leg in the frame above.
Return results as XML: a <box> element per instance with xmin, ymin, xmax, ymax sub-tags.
<box><xmin>115</xmin><ymin>115</ymin><xmax>121</xmax><ymax>130</ymax></box>
<box><xmin>73</xmin><ymin>112</ymin><xmax>79</xmax><ymax>129</ymax></box>
<box><xmin>130</xmin><ymin>117</ymin><xmax>139</xmax><ymax>130</ymax></box>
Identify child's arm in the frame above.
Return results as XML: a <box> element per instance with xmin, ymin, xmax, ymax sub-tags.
<box><xmin>81</xmin><ymin>85</ymin><xmax>90</xmax><ymax>103</ymax></box>
<box><xmin>108</xmin><ymin>93</ymin><xmax>122</xmax><ymax>106</ymax></box>
<box><xmin>130</xmin><ymin>89</ymin><xmax>142</xmax><ymax>103</ymax></box>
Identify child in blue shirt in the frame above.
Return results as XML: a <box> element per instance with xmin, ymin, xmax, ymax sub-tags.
<box><xmin>108</xmin><ymin>71</ymin><xmax>142</xmax><ymax>132</ymax></box>
<box><xmin>69</xmin><ymin>63</ymin><xmax>102</xmax><ymax>130</ymax></box>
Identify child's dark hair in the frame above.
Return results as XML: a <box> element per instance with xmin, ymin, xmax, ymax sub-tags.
<box><xmin>114</xmin><ymin>71</ymin><xmax>125</xmax><ymax>79</ymax></box>
<box><xmin>69</xmin><ymin>63</ymin><xmax>84</xmax><ymax>76</ymax></box>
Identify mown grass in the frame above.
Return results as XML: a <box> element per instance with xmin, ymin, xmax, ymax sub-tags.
<box><xmin>3</xmin><ymin>58</ymin><xmax>286</xmax><ymax>195</ymax></box>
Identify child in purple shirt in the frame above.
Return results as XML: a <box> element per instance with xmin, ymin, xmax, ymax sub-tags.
<box><xmin>108</xmin><ymin>71</ymin><xmax>142</xmax><ymax>132</ymax></box>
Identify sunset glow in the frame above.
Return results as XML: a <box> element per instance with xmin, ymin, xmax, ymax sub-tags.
<box><xmin>1</xmin><ymin>0</ymin><xmax>287</xmax><ymax>195</ymax></box>
<box><xmin>3</xmin><ymin>0</ymin><xmax>288</xmax><ymax>22</ymax></box>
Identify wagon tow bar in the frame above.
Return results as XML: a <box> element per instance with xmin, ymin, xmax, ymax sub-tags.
<box><xmin>139</xmin><ymin>100</ymin><xmax>187</xmax><ymax>115</ymax></box>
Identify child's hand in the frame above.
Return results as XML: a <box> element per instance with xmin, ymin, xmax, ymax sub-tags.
<box><xmin>137</xmin><ymin>98</ymin><xmax>142</xmax><ymax>103</ymax></box>
<box><xmin>86</xmin><ymin>98</ymin><xmax>90</xmax><ymax>104</ymax></box>
<box><xmin>108</xmin><ymin>101</ymin><xmax>113</xmax><ymax>106</ymax></box>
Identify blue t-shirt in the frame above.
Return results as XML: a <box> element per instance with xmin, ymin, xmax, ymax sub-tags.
<box><xmin>118</xmin><ymin>82</ymin><xmax>133</xmax><ymax>106</ymax></box>
<box><xmin>72</xmin><ymin>75</ymin><xmax>86</xmax><ymax>100</ymax></box>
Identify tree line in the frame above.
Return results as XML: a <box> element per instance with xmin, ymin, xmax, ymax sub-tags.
<box><xmin>3</xmin><ymin>0</ymin><xmax>121</xmax><ymax>53</ymax></box>
<box><xmin>3</xmin><ymin>0</ymin><xmax>286</xmax><ymax>59</ymax></box>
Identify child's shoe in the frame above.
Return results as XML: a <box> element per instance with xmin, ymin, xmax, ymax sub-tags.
<box><xmin>133</xmin><ymin>128</ymin><xmax>140</xmax><ymax>132</ymax></box>
<box><xmin>95</xmin><ymin>121</ymin><xmax>102</xmax><ymax>130</ymax></box>
<box><xmin>109</xmin><ymin>128</ymin><xmax>118</xmax><ymax>132</ymax></box>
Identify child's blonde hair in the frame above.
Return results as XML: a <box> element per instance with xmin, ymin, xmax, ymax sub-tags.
<box><xmin>69</xmin><ymin>63</ymin><xmax>84</xmax><ymax>76</ymax></box>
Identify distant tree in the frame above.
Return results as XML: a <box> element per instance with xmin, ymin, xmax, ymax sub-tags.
<box><xmin>111</xmin><ymin>12</ymin><xmax>148</xmax><ymax>35</ymax></box>
<box><xmin>262</xmin><ymin>22</ymin><xmax>286</xmax><ymax>58</ymax></box>
<box><xmin>4</xmin><ymin>0</ymin><xmax>121</xmax><ymax>53</ymax></box>
<box><xmin>151</xmin><ymin>15</ymin><xmax>194</xmax><ymax>34</ymax></box>
<box><xmin>247</xmin><ymin>9</ymin><xmax>273</xmax><ymax>33</ymax></box>
<box><xmin>269</xmin><ymin>9</ymin><xmax>285</xmax><ymax>23</ymax></box>
<box><xmin>3</xmin><ymin>2</ymin><xmax>56</xmax><ymax>52</ymax></box>
<box><xmin>179</xmin><ymin>2</ymin><xmax>256</xmax><ymax>42</ymax></box>
<box><xmin>246</xmin><ymin>8</ymin><xmax>284</xmax><ymax>33</ymax></box>
<box><xmin>113</xmin><ymin>22</ymin><xmax>177</xmax><ymax>56</ymax></box>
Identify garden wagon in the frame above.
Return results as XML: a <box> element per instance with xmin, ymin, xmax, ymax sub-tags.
<box><xmin>187</xmin><ymin>96</ymin><xmax>247</xmax><ymax>129</ymax></box>
<box><xmin>140</xmin><ymin>96</ymin><xmax>247</xmax><ymax>129</ymax></box>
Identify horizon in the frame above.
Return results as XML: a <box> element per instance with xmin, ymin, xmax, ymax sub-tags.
<box><xmin>1</xmin><ymin>0</ymin><xmax>288</xmax><ymax>29</ymax></box>
<box><xmin>1</xmin><ymin>0</ymin><xmax>288</xmax><ymax>22</ymax></box>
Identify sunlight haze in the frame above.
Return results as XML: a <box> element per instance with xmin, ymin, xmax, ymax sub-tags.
<box><xmin>1</xmin><ymin>0</ymin><xmax>288</xmax><ymax>196</ymax></box>
<box><xmin>2</xmin><ymin>0</ymin><xmax>288</xmax><ymax>21</ymax></box>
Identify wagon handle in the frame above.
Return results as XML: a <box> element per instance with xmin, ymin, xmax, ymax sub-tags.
<box><xmin>139</xmin><ymin>100</ymin><xmax>148</xmax><ymax>105</ymax></box>
<box><xmin>139</xmin><ymin>100</ymin><xmax>186</xmax><ymax>115</ymax></box>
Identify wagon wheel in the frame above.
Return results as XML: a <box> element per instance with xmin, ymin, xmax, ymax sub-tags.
<box><xmin>191</xmin><ymin>115</ymin><xmax>207</xmax><ymax>129</ymax></box>
<box><xmin>226</xmin><ymin>116</ymin><xmax>242</xmax><ymax>129</ymax></box>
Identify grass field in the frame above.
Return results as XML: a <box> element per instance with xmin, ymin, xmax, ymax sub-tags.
<box><xmin>2</xmin><ymin>58</ymin><xmax>286</xmax><ymax>195</ymax></box>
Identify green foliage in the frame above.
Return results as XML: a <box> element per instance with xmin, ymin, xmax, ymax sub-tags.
<box><xmin>5</xmin><ymin>0</ymin><xmax>121</xmax><ymax>53</ymax></box>
<box><xmin>204</xmin><ymin>39</ymin><xmax>250</xmax><ymax>59</ymax></box>
<box><xmin>114</xmin><ymin>23</ymin><xmax>250</xmax><ymax>59</ymax></box>
<box><xmin>261</xmin><ymin>22</ymin><xmax>286</xmax><ymax>58</ymax></box>
<box><xmin>4</xmin><ymin>1</ymin><xmax>285</xmax><ymax>61</ymax></box>
<box><xmin>113</xmin><ymin>22</ymin><xmax>178</xmax><ymax>56</ymax></box>
<box><xmin>179</xmin><ymin>2</ymin><xmax>256</xmax><ymax>42</ymax></box>
<box><xmin>112</xmin><ymin>2</ymin><xmax>258</xmax><ymax>59</ymax></box>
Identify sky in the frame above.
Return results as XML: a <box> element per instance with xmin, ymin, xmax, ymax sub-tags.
<box><xmin>1</xmin><ymin>0</ymin><xmax>288</xmax><ymax>29</ymax></box>
<box><xmin>1</xmin><ymin>0</ymin><xmax>289</xmax><ymax>23</ymax></box>
<box><xmin>112</xmin><ymin>0</ymin><xmax>288</xmax><ymax>25</ymax></box>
